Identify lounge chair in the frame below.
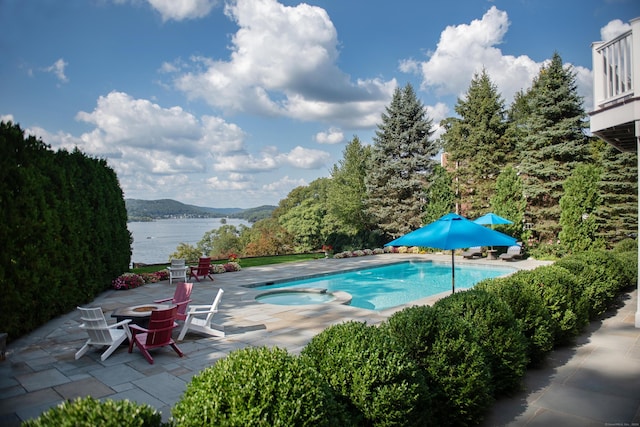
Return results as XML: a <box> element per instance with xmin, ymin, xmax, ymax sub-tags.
<box><xmin>128</xmin><ymin>306</ymin><xmax>184</xmax><ymax>364</ymax></box>
<box><xmin>178</xmin><ymin>288</ymin><xmax>225</xmax><ymax>341</ymax></box>
<box><xmin>167</xmin><ymin>259</ymin><xmax>187</xmax><ymax>285</ymax></box>
<box><xmin>75</xmin><ymin>307</ymin><xmax>132</xmax><ymax>362</ymax></box>
<box><xmin>461</xmin><ymin>246</ymin><xmax>483</xmax><ymax>259</ymax></box>
<box><xmin>189</xmin><ymin>257</ymin><xmax>214</xmax><ymax>282</ymax></box>
<box><xmin>499</xmin><ymin>245</ymin><xmax>522</xmax><ymax>261</ymax></box>
<box><xmin>154</xmin><ymin>281</ymin><xmax>193</xmax><ymax>321</ymax></box>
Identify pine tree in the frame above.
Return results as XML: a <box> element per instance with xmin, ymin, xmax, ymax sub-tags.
<box><xmin>365</xmin><ymin>84</ymin><xmax>438</xmax><ymax>238</ymax></box>
<box><xmin>422</xmin><ymin>164</ymin><xmax>455</xmax><ymax>225</ymax></box>
<box><xmin>490</xmin><ymin>165</ymin><xmax>526</xmax><ymax>240</ymax></box>
<box><xmin>595</xmin><ymin>142</ymin><xmax>638</xmax><ymax>246</ymax></box>
<box><xmin>440</xmin><ymin>69</ymin><xmax>512</xmax><ymax>218</ymax></box>
<box><xmin>517</xmin><ymin>52</ymin><xmax>590</xmax><ymax>242</ymax></box>
<box><xmin>559</xmin><ymin>164</ymin><xmax>603</xmax><ymax>253</ymax></box>
<box><xmin>326</xmin><ymin>136</ymin><xmax>372</xmax><ymax>237</ymax></box>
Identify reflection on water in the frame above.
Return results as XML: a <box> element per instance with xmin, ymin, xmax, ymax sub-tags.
<box><xmin>128</xmin><ymin>218</ymin><xmax>250</xmax><ymax>264</ymax></box>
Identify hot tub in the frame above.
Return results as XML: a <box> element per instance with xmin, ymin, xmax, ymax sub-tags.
<box><xmin>255</xmin><ymin>288</ymin><xmax>351</xmax><ymax>306</ymax></box>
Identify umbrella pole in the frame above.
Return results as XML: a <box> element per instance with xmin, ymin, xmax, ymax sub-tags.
<box><xmin>451</xmin><ymin>250</ymin><xmax>455</xmax><ymax>294</ymax></box>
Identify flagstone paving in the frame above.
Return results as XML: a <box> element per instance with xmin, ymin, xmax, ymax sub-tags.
<box><xmin>0</xmin><ymin>253</ymin><xmax>638</xmax><ymax>426</ymax></box>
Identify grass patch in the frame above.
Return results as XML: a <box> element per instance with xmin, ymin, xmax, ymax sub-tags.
<box><xmin>132</xmin><ymin>253</ymin><xmax>323</xmax><ymax>274</ymax></box>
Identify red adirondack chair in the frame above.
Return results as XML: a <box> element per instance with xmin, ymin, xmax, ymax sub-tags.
<box><xmin>154</xmin><ymin>281</ymin><xmax>193</xmax><ymax>321</ymax></box>
<box><xmin>189</xmin><ymin>257</ymin><xmax>214</xmax><ymax>282</ymax></box>
<box><xmin>128</xmin><ymin>306</ymin><xmax>184</xmax><ymax>364</ymax></box>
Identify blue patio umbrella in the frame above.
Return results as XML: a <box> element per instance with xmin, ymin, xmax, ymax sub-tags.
<box><xmin>385</xmin><ymin>213</ymin><xmax>518</xmax><ymax>293</ymax></box>
<box><xmin>473</xmin><ymin>212</ymin><xmax>513</xmax><ymax>226</ymax></box>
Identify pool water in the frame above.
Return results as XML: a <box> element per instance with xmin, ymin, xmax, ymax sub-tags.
<box><xmin>253</xmin><ymin>261</ymin><xmax>515</xmax><ymax>310</ymax></box>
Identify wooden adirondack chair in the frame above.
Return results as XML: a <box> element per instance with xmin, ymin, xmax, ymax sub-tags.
<box><xmin>189</xmin><ymin>257</ymin><xmax>214</xmax><ymax>282</ymax></box>
<box><xmin>167</xmin><ymin>259</ymin><xmax>187</xmax><ymax>285</ymax></box>
<box><xmin>154</xmin><ymin>281</ymin><xmax>193</xmax><ymax>321</ymax></box>
<box><xmin>75</xmin><ymin>307</ymin><xmax>132</xmax><ymax>362</ymax></box>
<box><xmin>128</xmin><ymin>306</ymin><xmax>184</xmax><ymax>364</ymax></box>
<box><xmin>178</xmin><ymin>288</ymin><xmax>225</xmax><ymax>341</ymax></box>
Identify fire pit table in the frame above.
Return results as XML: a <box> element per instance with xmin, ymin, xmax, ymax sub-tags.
<box><xmin>111</xmin><ymin>304</ymin><xmax>172</xmax><ymax>328</ymax></box>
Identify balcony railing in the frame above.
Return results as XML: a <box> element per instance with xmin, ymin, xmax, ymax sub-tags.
<box><xmin>595</xmin><ymin>29</ymin><xmax>634</xmax><ymax>107</ymax></box>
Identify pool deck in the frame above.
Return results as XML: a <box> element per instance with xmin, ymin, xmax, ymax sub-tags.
<box><xmin>1</xmin><ymin>253</ymin><xmax>639</xmax><ymax>425</ymax></box>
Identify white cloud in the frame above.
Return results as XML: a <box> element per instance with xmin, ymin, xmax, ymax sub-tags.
<box><xmin>600</xmin><ymin>19</ymin><xmax>631</xmax><ymax>42</ymax></box>
<box><xmin>45</xmin><ymin>58</ymin><xmax>69</xmax><ymax>83</ymax></box>
<box><xmin>1</xmin><ymin>114</ymin><xmax>15</xmax><ymax>123</ymax></box>
<box><xmin>146</xmin><ymin>0</ymin><xmax>218</xmax><ymax>21</ymax></box>
<box><xmin>262</xmin><ymin>175</ymin><xmax>307</xmax><ymax>192</ymax></box>
<box><xmin>170</xmin><ymin>0</ymin><xmax>395</xmax><ymax>127</ymax></box>
<box><xmin>403</xmin><ymin>6</ymin><xmax>541</xmax><ymax>104</ymax></box>
<box><xmin>315</xmin><ymin>127</ymin><xmax>344</xmax><ymax>144</ymax></box>
<box><xmin>281</xmin><ymin>146</ymin><xmax>331</xmax><ymax>169</ymax></box>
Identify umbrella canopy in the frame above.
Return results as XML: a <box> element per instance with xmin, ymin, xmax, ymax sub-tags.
<box><xmin>385</xmin><ymin>213</ymin><xmax>518</xmax><ymax>293</ymax></box>
<box><xmin>473</xmin><ymin>212</ymin><xmax>513</xmax><ymax>226</ymax></box>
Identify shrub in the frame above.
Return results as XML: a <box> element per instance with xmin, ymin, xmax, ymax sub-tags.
<box><xmin>475</xmin><ymin>277</ymin><xmax>554</xmax><ymax>367</ymax></box>
<box><xmin>433</xmin><ymin>289</ymin><xmax>528</xmax><ymax>396</ymax></box>
<box><xmin>172</xmin><ymin>346</ymin><xmax>348</xmax><ymax>426</ymax></box>
<box><xmin>301</xmin><ymin>321</ymin><xmax>429</xmax><ymax>426</ymax></box>
<box><xmin>382</xmin><ymin>305</ymin><xmax>493</xmax><ymax>426</ymax></box>
<box><xmin>22</xmin><ymin>397</ymin><xmax>163</xmax><ymax>426</ymax></box>
<box><xmin>614</xmin><ymin>250</ymin><xmax>638</xmax><ymax>290</ymax></box>
<box><xmin>556</xmin><ymin>250</ymin><xmax>628</xmax><ymax>318</ymax></box>
<box><xmin>612</xmin><ymin>238</ymin><xmax>637</xmax><ymax>253</ymax></box>
<box><xmin>111</xmin><ymin>273</ymin><xmax>145</xmax><ymax>290</ymax></box>
<box><xmin>508</xmin><ymin>265</ymin><xmax>589</xmax><ymax>345</ymax></box>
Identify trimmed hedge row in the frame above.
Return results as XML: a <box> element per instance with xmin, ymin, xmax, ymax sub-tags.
<box><xmin>28</xmin><ymin>243</ymin><xmax>637</xmax><ymax>426</ymax></box>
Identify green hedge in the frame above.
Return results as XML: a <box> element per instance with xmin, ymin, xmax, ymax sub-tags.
<box><xmin>22</xmin><ymin>397</ymin><xmax>163</xmax><ymax>427</ymax></box>
<box><xmin>172</xmin><ymin>346</ymin><xmax>348</xmax><ymax>426</ymax></box>
<box><xmin>382</xmin><ymin>305</ymin><xmax>493</xmax><ymax>426</ymax></box>
<box><xmin>0</xmin><ymin>121</ymin><xmax>131</xmax><ymax>340</ymax></box>
<box><xmin>301</xmin><ymin>321</ymin><xmax>430</xmax><ymax>426</ymax></box>
<box><xmin>433</xmin><ymin>289</ymin><xmax>528</xmax><ymax>396</ymax></box>
<box><xmin>475</xmin><ymin>276</ymin><xmax>555</xmax><ymax>367</ymax></box>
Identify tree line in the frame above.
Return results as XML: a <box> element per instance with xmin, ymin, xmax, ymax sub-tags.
<box><xmin>184</xmin><ymin>52</ymin><xmax>637</xmax><ymax>260</ymax></box>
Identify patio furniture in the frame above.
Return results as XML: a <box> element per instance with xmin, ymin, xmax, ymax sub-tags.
<box><xmin>189</xmin><ymin>257</ymin><xmax>214</xmax><ymax>282</ymax></box>
<box><xmin>167</xmin><ymin>259</ymin><xmax>187</xmax><ymax>285</ymax></box>
<box><xmin>461</xmin><ymin>246</ymin><xmax>483</xmax><ymax>259</ymax></box>
<box><xmin>178</xmin><ymin>288</ymin><xmax>225</xmax><ymax>341</ymax></box>
<box><xmin>154</xmin><ymin>281</ymin><xmax>192</xmax><ymax>321</ymax></box>
<box><xmin>111</xmin><ymin>304</ymin><xmax>172</xmax><ymax>328</ymax></box>
<box><xmin>499</xmin><ymin>245</ymin><xmax>523</xmax><ymax>261</ymax></box>
<box><xmin>128</xmin><ymin>306</ymin><xmax>184</xmax><ymax>364</ymax></box>
<box><xmin>75</xmin><ymin>307</ymin><xmax>132</xmax><ymax>362</ymax></box>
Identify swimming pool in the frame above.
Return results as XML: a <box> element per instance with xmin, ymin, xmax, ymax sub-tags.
<box><xmin>253</xmin><ymin>261</ymin><xmax>515</xmax><ymax>310</ymax></box>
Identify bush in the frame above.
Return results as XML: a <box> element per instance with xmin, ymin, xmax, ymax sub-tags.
<box><xmin>475</xmin><ymin>276</ymin><xmax>554</xmax><ymax>367</ymax></box>
<box><xmin>556</xmin><ymin>250</ymin><xmax>627</xmax><ymax>318</ymax></box>
<box><xmin>614</xmin><ymin>250</ymin><xmax>638</xmax><ymax>290</ymax></box>
<box><xmin>22</xmin><ymin>397</ymin><xmax>163</xmax><ymax>426</ymax></box>
<box><xmin>507</xmin><ymin>265</ymin><xmax>589</xmax><ymax>345</ymax></box>
<box><xmin>301</xmin><ymin>321</ymin><xmax>429</xmax><ymax>426</ymax></box>
<box><xmin>612</xmin><ymin>238</ymin><xmax>637</xmax><ymax>253</ymax></box>
<box><xmin>172</xmin><ymin>346</ymin><xmax>347</xmax><ymax>426</ymax></box>
<box><xmin>382</xmin><ymin>305</ymin><xmax>493</xmax><ymax>426</ymax></box>
<box><xmin>433</xmin><ymin>289</ymin><xmax>528</xmax><ymax>396</ymax></box>
<box><xmin>111</xmin><ymin>273</ymin><xmax>145</xmax><ymax>290</ymax></box>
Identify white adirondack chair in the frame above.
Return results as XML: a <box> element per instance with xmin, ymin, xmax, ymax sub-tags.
<box><xmin>178</xmin><ymin>288</ymin><xmax>225</xmax><ymax>341</ymax></box>
<box><xmin>167</xmin><ymin>259</ymin><xmax>188</xmax><ymax>285</ymax></box>
<box><xmin>75</xmin><ymin>307</ymin><xmax>132</xmax><ymax>362</ymax></box>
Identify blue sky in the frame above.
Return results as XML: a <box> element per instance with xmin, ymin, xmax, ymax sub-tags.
<box><xmin>1</xmin><ymin>0</ymin><xmax>638</xmax><ymax>209</ymax></box>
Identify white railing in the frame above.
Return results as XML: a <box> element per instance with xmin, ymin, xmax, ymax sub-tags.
<box><xmin>596</xmin><ymin>30</ymin><xmax>633</xmax><ymax>106</ymax></box>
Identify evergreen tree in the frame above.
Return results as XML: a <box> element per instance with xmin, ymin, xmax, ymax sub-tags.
<box><xmin>517</xmin><ymin>52</ymin><xmax>590</xmax><ymax>242</ymax></box>
<box><xmin>594</xmin><ymin>142</ymin><xmax>638</xmax><ymax>246</ymax></box>
<box><xmin>326</xmin><ymin>136</ymin><xmax>372</xmax><ymax>237</ymax></box>
<box><xmin>559</xmin><ymin>164</ymin><xmax>603</xmax><ymax>253</ymax></box>
<box><xmin>490</xmin><ymin>165</ymin><xmax>526</xmax><ymax>240</ymax></box>
<box><xmin>440</xmin><ymin>69</ymin><xmax>512</xmax><ymax>218</ymax></box>
<box><xmin>422</xmin><ymin>164</ymin><xmax>455</xmax><ymax>225</ymax></box>
<box><xmin>365</xmin><ymin>83</ymin><xmax>438</xmax><ymax>238</ymax></box>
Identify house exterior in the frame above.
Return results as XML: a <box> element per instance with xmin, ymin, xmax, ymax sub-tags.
<box><xmin>589</xmin><ymin>17</ymin><xmax>640</xmax><ymax>327</ymax></box>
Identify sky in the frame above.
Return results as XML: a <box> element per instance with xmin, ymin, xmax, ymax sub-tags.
<box><xmin>1</xmin><ymin>0</ymin><xmax>638</xmax><ymax>209</ymax></box>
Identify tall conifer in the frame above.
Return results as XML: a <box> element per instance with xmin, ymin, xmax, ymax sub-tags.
<box><xmin>517</xmin><ymin>52</ymin><xmax>590</xmax><ymax>242</ymax></box>
<box><xmin>365</xmin><ymin>84</ymin><xmax>437</xmax><ymax>238</ymax></box>
<box><xmin>440</xmin><ymin>69</ymin><xmax>511</xmax><ymax>218</ymax></box>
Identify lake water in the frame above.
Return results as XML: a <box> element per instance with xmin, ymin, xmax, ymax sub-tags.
<box><xmin>128</xmin><ymin>218</ymin><xmax>250</xmax><ymax>264</ymax></box>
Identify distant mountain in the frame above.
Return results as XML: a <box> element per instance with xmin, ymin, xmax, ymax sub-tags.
<box><xmin>125</xmin><ymin>199</ymin><xmax>275</xmax><ymax>223</ymax></box>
